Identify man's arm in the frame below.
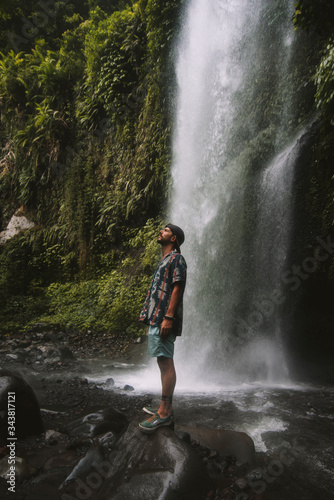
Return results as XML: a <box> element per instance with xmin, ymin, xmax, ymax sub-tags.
<box><xmin>160</xmin><ymin>282</ymin><xmax>185</xmax><ymax>338</ymax></box>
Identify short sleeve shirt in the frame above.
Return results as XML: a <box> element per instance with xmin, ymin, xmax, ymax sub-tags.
<box><xmin>139</xmin><ymin>250</ymin><xmax>187</xmax><ymax>336</ymax></box>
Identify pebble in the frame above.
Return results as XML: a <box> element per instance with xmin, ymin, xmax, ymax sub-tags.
<box><xmin>123</xmin><ymin>385</ymin><xmax>134</xmax><ymax>391</ymax></box>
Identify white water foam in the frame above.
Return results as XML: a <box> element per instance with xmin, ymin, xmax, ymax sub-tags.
<box><xmin>168</xmin><ymin>0</ymin><xmax>299</xmax><ymax>385</ymax></box>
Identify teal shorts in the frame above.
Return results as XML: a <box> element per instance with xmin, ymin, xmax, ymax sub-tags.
<box><xmin>147</xmin><ymin>325</ymin><xmax>176</xmax><ymax>359</ymax></box>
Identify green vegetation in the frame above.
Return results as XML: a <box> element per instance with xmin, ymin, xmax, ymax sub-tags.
<box><xmin>0</xmin><ymin>0</ymin><xmax>183</xmax><ymax>335</ymax></box>
<box><xmin>0</xmin><ymin>0</ymin><xmax>333</xmax><ymax>338</ymax></box>
<box><xmin>293</xmin><ymin>0</ymin><xmax>334</xmax><ymax>136</ymax></box>
<box><xmin>293</xmin><ymin>0</ymin><xmax>334</xmax><ymax>37</ymax></box>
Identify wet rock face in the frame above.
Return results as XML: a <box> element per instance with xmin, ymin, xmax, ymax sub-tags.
<box><xmin>96</xmin><ymin>421</ymin><xmax>212</xmax><ymax>500</ymax></box>
<box><xmin>65</xmin><ymin>407</ymin><xmax>128</xmax><ymax>438</ymax></box>
<box><xmin>177</xmin><ymin>426</ymin><xmax>256</xmax><ymax>464</ymax></box>
<box><xmin>14</xmin><ymin>412</ymin><xmax>212</xmax><ymax>500</ymax></box>
<box><xmin>0</xmin><ymin>370</ymin><xmax>44</xmax><ymax>443</ymax></box>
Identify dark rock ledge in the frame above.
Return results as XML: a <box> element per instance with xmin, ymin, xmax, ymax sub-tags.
<box><xmin>0</xmin><ymin>369</ymin><xmax>260</xmax><ymax>500</ymax></box>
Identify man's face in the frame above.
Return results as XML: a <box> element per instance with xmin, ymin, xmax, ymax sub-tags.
<box><xmin>157</xmin><ymin>227</ymin><xmax>176</xmax><ymax>246</ymax></box>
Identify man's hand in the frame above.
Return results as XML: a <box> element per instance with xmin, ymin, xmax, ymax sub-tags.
<box><xmin>160</xmin><ymin>317</ymin><xmax>174</xmax><ymax>338</ymax></box>
<box><xmin>160</xmin><ymin>282</ymin><xmax>184</xmax><ymax>338</ymax></box>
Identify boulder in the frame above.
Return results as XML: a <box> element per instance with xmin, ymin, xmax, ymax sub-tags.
<box><xmin>0</xmin><ymin>210</ymin><xmax>35</xmax><ymax>245</ymax></box>
<box><xmin>59</xmin><ymin>346</ymin><xmax>75</xmax><ymax>361</ymax></box>
<box><xmin>177</xmin><ymin>426</ymin><xmax>255</xmax><ymax>464</ymax></box>
<box><xmin>105</xmin><ymin>378</ymin><xmax>115</xmax><ymax>388</ymax></box>
<box><xmin>60</xmin><ymin>445</ymin><xmax>108</xmax><ymax>488</ymax></box>
<box><xmin>123</xmin><ymin>384</ymin><xmax>135</xmax><ymax>391</ymax></box>
<box><xmin>45</xmin><ymin>429</ymin><xmax>68</xmax><ymax>445</ymax></box>
<box><xmin>96</xmin><ymin>420</ymin><xmax>212</xmax><ymax>500</ymax></box>
<box><xmin>64</xmin><ymin>407</ymin><xmax>128</xmax><ymax>438</ymax></box>
<box><xmin>0</xmin><ymin>370</ymin><xmax>44</xmax><ymax>443</ymax></box>
<box><xmin>5</xmin><ymin>352</ymin><xmax>26</xmax><ymax>363</ymax></box>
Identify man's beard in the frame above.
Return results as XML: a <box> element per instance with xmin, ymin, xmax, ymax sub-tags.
<box><xmin>157</xmin><ymin>235</ymin><xmax>170</xmax><ymax>246</ymax></box>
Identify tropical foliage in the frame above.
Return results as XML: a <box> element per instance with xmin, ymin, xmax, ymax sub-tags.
<box><xmin>0</xmin><ymin>0</ymin><xmax>183</xmax><ymax>335</ymax></box>
<box><xmin>293</xmin><ymin>0</ymin><xmax>334</xmax><ymax>37</ymax></box>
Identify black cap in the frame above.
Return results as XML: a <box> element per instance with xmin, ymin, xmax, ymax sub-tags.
<box><xmin>166</xmin><ymin>223</ymin><xmax>185</xmax><ymax>252</ymax></box>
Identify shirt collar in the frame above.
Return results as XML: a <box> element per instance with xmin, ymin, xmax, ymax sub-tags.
<box><xmin>161</xmin><ymin>249</ymin><xmax>178</xmax><ymax>261</ymax></box>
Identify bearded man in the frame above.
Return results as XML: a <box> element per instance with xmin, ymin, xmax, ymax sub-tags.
<box><xmin>138</xmin><ymin>224</ymin><xmax>187</xmax><ymax>433</ymax></box>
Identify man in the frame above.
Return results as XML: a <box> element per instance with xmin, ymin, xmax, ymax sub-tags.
<box><xmin>138</xmin><ymin>223</ymin><xmax>187</xmax><ymax>433</ymax></box>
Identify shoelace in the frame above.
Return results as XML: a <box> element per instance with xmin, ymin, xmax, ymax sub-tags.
<box><xmin>148</xmin><ymin>414</ymin><xmax>158</xmax><ymax>422</ymax></box>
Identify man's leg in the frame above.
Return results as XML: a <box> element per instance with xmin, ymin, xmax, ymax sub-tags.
<box><xmin>157</xmin><ymin>356</ymin><xmax>176</xmax><ymax>418</ymax></box>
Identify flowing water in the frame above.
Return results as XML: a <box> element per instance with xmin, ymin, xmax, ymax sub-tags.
<box><xmin>169</xmin><ymin>0</ymin><xmax>306</xmax><ymax>384</ymax></box>
<box><xmin>82</xmin><ymin>360</ymin><xmax>334</xmax><ymax>499</ymax></box>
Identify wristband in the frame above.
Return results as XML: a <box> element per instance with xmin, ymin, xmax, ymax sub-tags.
<box><xmin>164</xmin><ymin>315</ymin><xmax>174</xmax><ymax>321</ymax></box>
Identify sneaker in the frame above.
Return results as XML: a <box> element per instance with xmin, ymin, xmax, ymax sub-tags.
<box><xmin>139</xmin><ymin>413</ymin><xmax>174</xmax><ymax>434</ymax></box>
<box><xmin>142</xmin><ymin>405</ymin><xmax>158</xmax><ymax>416</ymax></box>
<box><xmin>142</xmin><ymin>406</ymin><xmax>174</xmax><ymax>417</ymax></box>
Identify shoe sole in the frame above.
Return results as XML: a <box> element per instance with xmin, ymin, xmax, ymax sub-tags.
<box><xmin>142</xmin><ymin>407</ymin><xmax>157</xmax><ymax>416</ymax></box>
<box><xmin>139</xmin><ymin>420</ymin><xmax>174</xmax><ymax>434</ymax></box>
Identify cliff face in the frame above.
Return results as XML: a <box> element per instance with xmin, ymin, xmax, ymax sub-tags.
<box><xmin>282</xmin><ymin>122</ymin><xmax>334</xmax><ymax>380</ymax></box>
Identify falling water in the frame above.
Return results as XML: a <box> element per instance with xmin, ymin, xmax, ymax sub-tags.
<box><xmin>170</xmin><ymin>0</ymin><xmax>303</xmax><ymax>385</ymax></box>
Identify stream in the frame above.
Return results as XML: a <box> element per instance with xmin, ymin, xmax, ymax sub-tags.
<box><xmin>85</xmin><ymin>359</ymin><xmax>334</xmax><ymax>499</ymax></box>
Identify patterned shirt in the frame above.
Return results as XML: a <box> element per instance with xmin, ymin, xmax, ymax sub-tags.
<box><xmin>139</xmin><ymin>250</ymin><xmax>187</xmax><ymax>336</ymax></box>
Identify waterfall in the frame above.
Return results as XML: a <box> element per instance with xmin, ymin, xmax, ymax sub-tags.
<box><xmin>170</xmin><ymin>0</ymin><xmax>303</xmax><ymax>386</ymax></box>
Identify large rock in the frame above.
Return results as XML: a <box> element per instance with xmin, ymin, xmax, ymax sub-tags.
<box><xmin>95</xmin><ymin>420</ymin><xmax>212</xmax><ymax>500</ymax></box>
<box><xmin>64</xmin><ymin>407</ymin><xmax>128</xmax><ymax>438</ymax></box>
<box><xmin>0</xmin><ymin>209</ymin><xmax>35</xmax><ymax>245</ymax></box>
<box><xmin>61</xmin><ymin>445</ymin><xmax>108</xmax><ymax>489</ymax></box>
<box><xmin>177</xmin><ymin>426</ymin><xmax>255</xmax><ymax>464</ymax></box>
<box><xmin>0</xmin><ymin>370</ymin><xmax>44</xmax><ymax>443</ymax></box>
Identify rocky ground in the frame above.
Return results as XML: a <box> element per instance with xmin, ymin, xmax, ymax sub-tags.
<box><xmin>0</xmin><ymin>326</ymin><xmax>332</xmax><ymax>499</ymax></box>
<box><xmin>0</xmin><ymin>326</ymin><xmax>264</xmax><ymax>499</ymax></box>
<box><xmin>0</xmin><ymin>323</ymin><xmax>153</xmax><ymax>442</ymax></box>
<box><xmin>0</xmin><ymin>323</ymin><xmax>146</xmax><ymax>365</ymax></box>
